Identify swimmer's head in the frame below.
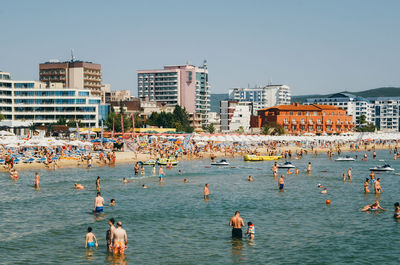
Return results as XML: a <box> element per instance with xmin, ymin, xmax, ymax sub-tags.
<box><xmin>365</xmin><ymin>178</ymin><xmax>369</xmax><ymax>182</ymax></box>
<box><xmin>109</xmin><ymin>218</ymin><xmax>115</xmax><ymax>224</ymax></box>
<box><xmin>97</xmin><ymin>176</ymin><xmax>100</xmax><ymax>180</ymax></box>
<box><xmin>87</xmin><ymin>227</ymin><xmax>92</xmax><ymax>232</ymax></box>
<box><xmin>111</xmin><ymin>199</ymin><xmax>115</xmax><ymax>203</ymax></box>
<box><xmin>235</xmin><ymin>211</ymin><xmax>240</xmax><ymax>216</ymax></box>
<box><xmin>117</xmin><ymin>221</ymin><xmax>122</xmax><ymax>227</ymax></box>
<box><xmin>248</xmin><ymin>222</ymin><xmax>253</xmax><ymax>226</ymax></box>
<box><xmin>97</xmin><ymin>192</ymin><xmax>101</xmax><ymax>196</ymax></box>
<box><xmin>395</xmin><ymin>202</ymin><xmax>400</xmax><ymax>207</ymax></box>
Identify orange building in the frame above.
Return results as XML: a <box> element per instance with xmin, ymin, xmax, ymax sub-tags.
<box><xmin>250</xmin><ymin>103</ymin><xmax>354</xmax><ymax>135</ymax></box>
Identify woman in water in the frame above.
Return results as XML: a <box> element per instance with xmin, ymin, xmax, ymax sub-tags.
<box><xmin>364</xmin><ymin>178</ymin><xmax>369</xmax><ymax>193</ymax></box>
<box><xmin>361</xmin><ymin>201</ymin><xmax>385</xmax><ymax>212</ymax></box>
<box><xmin>394</xmin><ymin>202</ymin><xmax>400</xmax><ymax>219</ymax></box>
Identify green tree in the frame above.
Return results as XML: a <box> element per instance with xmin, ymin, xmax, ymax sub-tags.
<box><xmin>145</xmin><ymin>105</ymin><xmax>194</xmax><ymax>132</ymax></box>
<box><xmin>0</xmin><ymin>113</ymin><xmax>5</xmax><ymax>122</ymax></box>
<box><xmin>56</xmin><ymin>117</ymin><xmax>67</xmax><ymax>125</ymax></box>
<box><xmin>262</xmin><ymin>122</ymin><xmax>284</xmax><ymax>135</ymax></box>
<box><xmin>67</xmin><ymin>119</ymin><xmax>83</xmax><ymax>128</ymax></box>
<box><xmin>207</xmin><ymin>123</ymin><xmax>215</xmax><ymax>134</ymax></box>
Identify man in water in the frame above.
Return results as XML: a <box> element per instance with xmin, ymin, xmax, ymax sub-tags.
<box><xmin>347</xmin><ymin>167</ymin><xmax>352</xmax><ymax>181</ymax></box>
<box><xmin>112</xmin><ymin>221</ymin><xmax>128</xmax><ymax>255</ymax></box>
<box><xmin>278</xmin><ymin>175</ymin><xmax>285</xmax><ymax>190</ymax></box>
<box><xmin>158</xmin><ymin>166</ymin><xmax>164</xmax><ymax>182</ymax></box>
<box><xmin>94</xmin><ymin>192</ymin><xmax>105</xmax><ymax>213</ymax></box>
<box><xmin>85</xmin><ymin>227</ymin><xmax>98</xmax><ymax>248</ymax></box>
<box><xmin>34</xmin><ymin>172</ymin><xmax>40</xmax><ymax>189</ymax></box>
<box><xmin>229</xmin><ymin>211</ymin><xmax>245</xmax><ymax>239</ymax></box>
<box><xmin>106</xmin><ymin>218</ymin><xmax>115</xmax><ymax>251</ymax></box>
<box><xmin>134</xmin><ymin>162</ymin><xmax>139</xmax><ymax>176</ymax></box>
<box><xmin>74</xmin><ymin>183</ymin><xmax>85</xmax><ymax>190</ymax></box>
<box><xmin>203</xmin><ymin>183</ymin><xmax>210</xmax><ymax>199</ymax></box>
<box><xmin>248</xmin><ymin>176</ymin><xmax>254</xmax><ymax>182</ymax></box>
<box><xmin>96</xmin><ymin>176</ymin><xmax>101</xmax><ymax>191</ymax></box>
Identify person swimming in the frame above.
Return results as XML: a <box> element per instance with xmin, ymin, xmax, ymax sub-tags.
<box><xmin>361</xmin><ymin>201</ymin><xmax>385</xmax><ymax>212</ymax></box>
<box><xmin>394</xmin><ymin>202</ymin><xmax>400</xmax><ymax>219</ymax></box>
<box><xmin>142</xmin><ymin>184</ymin><xmax>148</xmax><ymax>189</ymax></box>
<box><xmin>321</xmin><ymin>188</ymin><xmax>327</xmax><ymax>194</ymax></box>
<box><xmin>183</xmin><ymin>178</ymin><xmax>188</xmax><ymax>183</ymax></box>
<box><xmin>110</xmin><ymin>199</ymin><xmax>115</xmax><ymax>207</ymax></box>
<box><xmin>74</xmin><ymin>183</ymin><xmax>85</xmax><ymax>190</ymax></box>
<box><xmin>248</xmin><ymin>176</ymin><xmax>254</xmax><ymax>182</ymax></box>
<box><xmin>85</xmin><ymin>227</ymin><xmax>98</xmax><ymax>248</ymax></box>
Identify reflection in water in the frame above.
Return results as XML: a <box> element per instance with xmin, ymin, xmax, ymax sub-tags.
<box><xmin>106</xmin><ymin>252</ymin><xmax>128</xmax><ymax>265</ymax></box>
<box><xmin>85</xmin><ymin>249</ymin><xmax>94</xmax><ymax>261</ymax></box>
<box><xmin>231</xmin><ymin>238</ymin><xmax>245</xmax><ymax>263</ymax></box>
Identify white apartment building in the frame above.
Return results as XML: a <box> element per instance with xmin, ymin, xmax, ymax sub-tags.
<box><xmin>208</xmin><ymin>111</ymin><xmax>221</xmax><ymax>132</ymax></box>
<box><xmin>0</xmin><ymin>71</ymin><xmax>103</xmax><ymax>127</ymax></box>
<box><xmin>228</xmin><ymin>84</ymin><xmax>291</xmax><ymax>114</ymax></box>
<box><xmin>305</xmin><ymin>93</ymin><xmax>374</xmax><ymax>124</ymax></box>
<box><xmin>370</xmin><ymin>97</ymin><xmax>400</xmax><ymax>132</ymax></box>
<box><xmin>220</xmin><ymin>100</ymin><xmax>253</xmax><ymax>132</ymax></box>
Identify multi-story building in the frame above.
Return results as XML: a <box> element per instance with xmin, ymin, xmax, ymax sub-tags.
<box><xmin>250</xmin><ymin>103</ymin><xmax>354</xmax><ymax>135</ymax></box>
<box><xmin>208</xmin><ymin>111</ymin><xmax>221</xmax><ymax>132</ymax></box>
<box><xmin>137</xmin><ymin>61</ymin><xmax>210</xmax><ymax>125</ymax></box>
<box><xmin>39</xmin><ymin>59</ymin><xmax>102</xmax><ymax>96</ymax></box>
<box><xmin>220</xmin><ymin>100</ymin><xmax>253</xmax><ymax>132</ymax></box>
<box><xmin>305</xmin><ymin>93</ymin><xmax>373</xmax><ymax>124</ymax></box>
<box><xmin>0</xmin><ymin>71</ymin><xmax>104</xmax><ymax>127</ymax></box>
<box><xmin>228</xmin><ymin>84</ymin><xmax>290</xmax><ymax>114</ymax></box>
<box><xmin>101</xmin><ymin>84</ymin><xmax>134</xmax><ymax>103</ymax></box>
<box><xmin>369</xmin><ymin>97</ymin><xmax>400</xmax><ymax>132</ymax></box>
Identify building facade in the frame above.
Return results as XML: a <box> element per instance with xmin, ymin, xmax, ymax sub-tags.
<box><xmin>220</xmin><ymin>100</ymin><xmax>253</xmax><ymax>132</ymax></box>
<box><xmin>251</xmin><ymin>103</ymin><xmax>354</xmax><ymax>135</ymax></box>
<box><xmin>228</xmin><ymin>84</ymin><xmax>291</xmax><ymax>114</ymax></box>
<box><xmin>0</xmin><ymin>71</ymin><xmax>103</xmax><ymax>127</ymax></box>
<box><xmin>137</xmin><ymin>62</ymin><xmax>210</xmax><ymax>125</ymax></box>
<box><xmin>305</xmin><ymin>93</ymin><xmax>373</xmax><ymax>124</ymax></box>
<box><xmin>370</xmin><ymin>97</ymin><xmax>400</xmax><ymax>132</ymax></box>
<box><xmin>39</xmin><ymin>60</ymin><xmax>102</xmax><ymax>96</ymax></box>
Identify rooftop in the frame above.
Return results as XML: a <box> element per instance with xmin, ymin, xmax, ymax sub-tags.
<box><xmin>258</xmin><ymin>103</ymin><xmax>345</xmax><ymax>112</ymax></box>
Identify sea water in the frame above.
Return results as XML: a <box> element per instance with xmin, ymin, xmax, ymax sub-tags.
<box><xmin>1</xmin><ymin>150</ymin><xmax>400</xmax><ymax>264</ymax></box>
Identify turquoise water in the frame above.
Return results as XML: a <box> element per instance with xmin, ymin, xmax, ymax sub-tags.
<box><xmin>1</xmin><ymin>150</ymin><xmax>400</xmax><ymax>264</ymax></box>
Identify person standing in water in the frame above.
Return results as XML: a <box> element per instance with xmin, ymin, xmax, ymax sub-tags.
<box><xmin>93</xmin><ymin>192</ymin><xmax>105</xmax><ymax>213</ymax></box>
<box><xmin>106</xmin><ymin>218</ymin><xmax>115</xmax><ymax>251</ymax></box>
<box><xmin>203</xmin><ymin>183</ymin><xmax>210</xmax><ymax>199</ymax></box>
<box><xmin>364</xmin><ymin>178</ymin><xmax>370</xmax><ymax>193</ymax></box>
<box><xmin>347</xmin><ymin>168</ymin><xmax>352</xmax><ymax>181</ymax></box>
<box><xmin>229</xmin><ymin>211</ymin><xmax>245</xmax><ymax>239</ymax></box>
<box><xmin>278</xmin><ymin>175</ymin><xmax>285</xmax><ymax>190</ymax></box>
<box><xmin>85</xmin><ymin>227</ymin><xmax>98</xmax><ymax>248</ymax></box>
<box><xmin>112</xmin><ymin>221</ymin><xmax>128</xmax><ymax>255</ymax></box>
<box><xmin>34</xmin><ymin>172</ymin><xmax>40</xmax><ymax>190</ymax></box>
<box><xmin>307</xmin><ymin>162</ymin><xmax>312</xmax><ymax>174</ymax></box>
<box><xmin>96</xmin><ymin>176</ymin><xmax>101</xmax><ymax>191</ymax></box>
<box><xmin>158</xmin><ymin>166</ymin><xmax>164</xmax><ymax>182</ymax></box>
<box><xmin>375</xmin><ymin>178</ymin><xmax>383</xmax><ymax>194</ymax></box>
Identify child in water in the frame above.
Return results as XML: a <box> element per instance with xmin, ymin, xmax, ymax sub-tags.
<box><xmin>85</xmin><ymin>227</ymin><xmax>98</xmax><ymax>248</ymax></box>
<box><xmin>247</xmin><ymin>222</ymin><xmax>255</xmax><ymax>240</ymax></box>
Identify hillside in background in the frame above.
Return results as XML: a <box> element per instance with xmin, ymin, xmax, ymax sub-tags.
<box><xmin>293</xmin><ymin>87</ymin><xmax>400</xmax><ymax>103</ymax></box>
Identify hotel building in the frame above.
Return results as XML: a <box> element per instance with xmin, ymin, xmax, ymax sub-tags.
<box><xmin>220</xmin><ymin>100</ymin><xmax>253</xmax><ymax>132</ymax></box>
<box><xmin>0</xmin><ymin>71</ymin><xmax>104</xmax><ymax>127</ymax></box>
<box><xmin>305</xmin><ymin>93</ymin><xmax>374</xmax><ymax>124</ymax></box>
<box><xmin>39</xmin><ymin>60</ymin><xmax>102</xmax><ymax>97</ymax></box>
<box><xmin>250</xmin><ymin>103</ymin><xmax>354</xmax><ymax>135</ymax></box>
<box><xmin>137</xmin><ymin>62</ymin><xmax>210</xmax><ymax>125</ymax></box>
<box><xmin>228</xmin><ymin>84</ymin><xmax>291</xmax><ymax>114</ymax></box>
<box><xmin>369</xmin><ymin>97</ymin><xmax>400</xmax><ymax>132</ymax></box>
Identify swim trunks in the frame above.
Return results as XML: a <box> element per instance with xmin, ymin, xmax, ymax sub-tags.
<box><xmin>87</xmin><ymin>242</ymin><xmax>95</xmax><ymax>248</ymax></box>
<box><xmin>159</xmin><ymin>174</ymin><xmax>164</xmax><ymax>179</ymax></box>
<box><xmin>113</xmin><ymin>241</ymin><xmax>125</xmax><ymax>255</ymax></box>
<box><xmin>94</xmin><ymin>207</ymin><xmax>103</xmax><ymax>213</ymax></box>
<box><xmin>279</xmin><ymin>184</ymin><xmax>284</xmax><ymax>190</ymax></box>
<box><xmin>204</xmin><ymin>195</ymin><xmax>209</xmax><ymax>199</ymax></box>
<box><xmin>232</xmin><ymin>228</ymin><xmax>242</xmax><ymax>239</ymax></box>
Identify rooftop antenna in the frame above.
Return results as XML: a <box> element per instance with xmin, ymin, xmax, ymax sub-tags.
<box><xmin>71</xmin><ymin>49</ymin><xmax>75</xmax><ymax>62</ymax></box>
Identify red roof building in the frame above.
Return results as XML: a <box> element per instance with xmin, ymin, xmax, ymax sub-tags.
<box><xmin>250</xmin><ymin>103</ymin><xmax>354</xmax><ymax>135</ymax></box>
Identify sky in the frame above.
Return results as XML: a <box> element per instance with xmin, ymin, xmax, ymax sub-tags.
<box><xmin>1</xmin><ymin>0</ymin><xmax>400</xmax><ymax>96</ymax></box>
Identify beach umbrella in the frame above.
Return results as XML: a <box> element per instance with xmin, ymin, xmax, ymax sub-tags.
<box><xmin>209</xmin><ymin>135</ymin><xmax>217</xmax><ymax>141</ymax></box>
<box><xmin>176</xmin><ymin>136</ymin><xmax>185</xmax><ymax>140</ymax></box>
<box><xmin>216</xmin><ymin>135</ymin><xmax>226</xmax><ymax>142</ymax></box>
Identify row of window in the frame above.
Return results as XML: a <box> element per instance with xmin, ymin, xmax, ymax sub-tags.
<box><xmin>14</xmin><ymin>107</ymin><xmax>96</xmax><ymax>112</ymax></box>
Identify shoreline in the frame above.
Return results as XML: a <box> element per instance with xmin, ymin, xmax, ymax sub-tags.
<box><xmin>3</xmin><ymin>143</ymin><xmax>396</xmax><ymax>172</ymax></box>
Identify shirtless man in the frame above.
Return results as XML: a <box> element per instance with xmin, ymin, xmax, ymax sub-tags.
<box><xmin>112</xmin><ymin>221</ymin><xmax>128</xmax><ymax>255</ymax></box>
<box><xmin>96</xmin><ymin>176</ymin><xmax>101</xmax><ymax>191</ymax></box>
<box><xmin>34</xmin><ymin>172</ymin><xmax>40</xmax><ymax>189</ymax></box>
<box><xmin>134</xmin><ymin>162</ymin><xmax>139</xmax><ymax>176</ymax></box>
<box><xmin>347</xmin><ymin>168</ymin><xmax>352</xmax><ymax>181</ymax></box>
<box><xmin>278</xmin><ymin>175</ymin><xmax>285</xmax><ymax>190</ymax></box>
<box><xmin>94</xmin><ymin>192</ymin><xmax>105</xmax><ymax>213</ymax></box>
<box><xmin>203</xmin><ymin>183</ymin><xmax>210</xmax><ymax>199</ymax></box>
<box><xmin>106</xmin><ymin>218</ymin><xmax>115</xmax><ymax>251</ymax></box>
<box><xmin>229</xmin><ymin>211</ymin><xmax>245</xmax><ymax>239</ymax></box>
<box><xmin>158</xmin><ymin>166</ymin><xmax>165</xmax><ymax>182</ymax></box>
<box><xmin>248</xmin><ymin>176</ymin><xmax>254</xmax><ymax>182</ymax></box>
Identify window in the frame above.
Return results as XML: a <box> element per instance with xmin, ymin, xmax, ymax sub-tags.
<box><xmin>298</xmin><ymin>111</ymin><xmax>301</xmax><ymax>115</ymax></box>
<box><xmin>89</xmin><ymin>99</ymin><xmax>100</xmax><ymax>104</ymax></box>
<box><xmin>289</xmin><ymin>111</ymin><xmax>293</xmax><ymax>115</ymax></box>
<box><xmin>78</xmin><ymin>91</ymin><xmax>89</xmax><ymax>97</ymax></box>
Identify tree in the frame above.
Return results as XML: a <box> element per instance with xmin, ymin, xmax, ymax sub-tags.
<box><xmin>262</xmin><ymin>122</ymin><xmax>284</xmax><ymax>135</ymax></box>
<box><xmin>56</xmin><ymin>117</ymin><xmax>67</xmax><ymax>125</ymax></box>
<box><xmin>67</xmin><ymin>119</ymin><xmax>83</xmax><ymax>128</ymax></box>
<box><xmin>207</xmin><ymin>123</ymin><xmax>215</xmax><ymax>134</ymax></box>
<box><xmin>355</xmin><ymin>114</ymin><xmax>376</xmax><ymax>132</ymax></box>
<box><xmin>45</xmin><ymin>123</ymin><xmax>54</xmax><ymax>136</ymax></box>
<box><xmin>0</xmin><ymin>113</ymin><xmax>5</xmax><ymax>122</ymax></box>
<box><xmin>145</xmin><ymin>105</ymin><xmax>194</xmax><ymax>132</ymax></box>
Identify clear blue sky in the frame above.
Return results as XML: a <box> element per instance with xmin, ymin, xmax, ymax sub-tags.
<box><xmin>1</xmin><ymin>0</ymin><xmax>399</xmax><ymax>96</ymax></box>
